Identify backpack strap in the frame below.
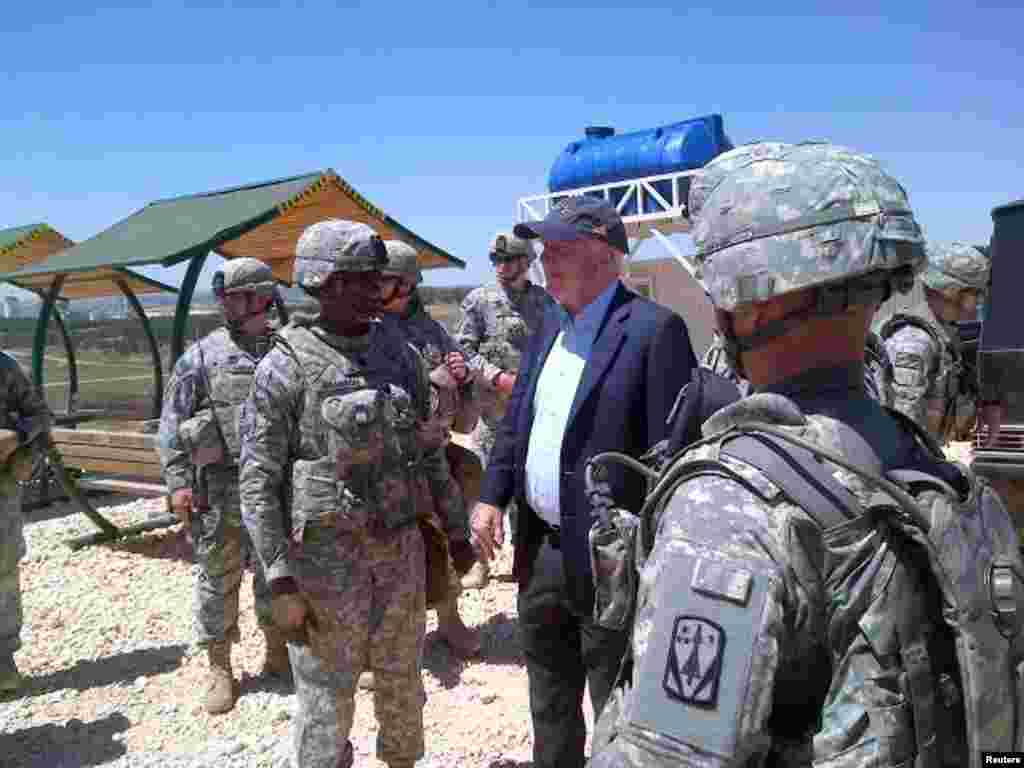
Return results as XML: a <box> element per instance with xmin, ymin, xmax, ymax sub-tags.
<box><xmin>665</xmin><ymin>368</ymin><xmax>742</xmax><ymax>456</ymax></box>
<box><xmin>718</xmin><ymin>430</ymin><xmax>860</xmax><ymax>530</ymax></box>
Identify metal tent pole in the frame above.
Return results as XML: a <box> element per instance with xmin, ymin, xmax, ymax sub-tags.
<box><xmin>116</xmin><ymin>278</ymin><xmax>164</xmax><ymax>421</ymax></box>
<box><xmin>170</xmin><ymin>252</ymin><xmax>208</xmax><ymax>365</ymax></box>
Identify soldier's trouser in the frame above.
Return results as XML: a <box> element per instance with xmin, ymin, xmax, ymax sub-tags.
<box><xmin>0</xmin><ymin>488</ymin><xmax>25</xmax><ymax>656</ymax></box>
<box><xmin>288</xmin><ymin>523</ymin><xmax>426</xmax><ymax>768</ymax></box>
<box><xmin>469</xmin><ymin>412</ymin><xmax>518</xmax><ymax>536</ymax></box>
<box><xmin>192</xmin><ymin>469</ymin><xmax>272</xmax><ymax>645</ymax></box>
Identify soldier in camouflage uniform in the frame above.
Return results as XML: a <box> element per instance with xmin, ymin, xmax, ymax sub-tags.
<box><xmin>239</xmin><ymin>221</ymin><xmax>432</xmax><ymax>768</ymax></box>
<box><xmin>877</xmin><ymin>240</ymin><xmax>1002</xmax><ymax>444</ymax></box>
<box><xmin>158</xmin><ymin>257</ymin><xmax>286</xmax><ymax>714</ymax></box>
<box><xmin>454</xmin><ymin>231</ymin><xmax>554</xmax><ymax>587</ymax></box>
<box><xmin>590</xmin><ymin>142</ymin><xmax>1021</xmax><ymax>767</ymax></box>
<box><xmin>0</xmin><ymin>351</ymin><xmax>51</xmax><ymax>695</ymax></box>
<box><xmin>378</xmin><ymin>240</ymin><xmax>480</xmax><ymax>658</ymax></box>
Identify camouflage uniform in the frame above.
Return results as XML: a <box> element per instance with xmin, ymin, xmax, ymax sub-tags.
<box><xmin>239</xmin><ymin>220</ymin><xmax>432</xmax><ymax>768</ymax></box>
<box><xmin>158</xmin><ymin>325</ymin><xmax>273</xmax><ymax>645</ymax></box>
<box><xmin>877</xmin><ymin>241</ymin><xmax>990</xmax><ymax>443</ymax></box>
<box><xmin>454</xmin><ymin>279</ymin><xmax>553</xmax><ymax>465</ymax></box>
<box><xmin>590</xmin><ymin>142</ymin><xmax>1019</xmax><ymax>768</ymax></box>
<box><xmin>379</xmin><ymin>285</ymin><xmax>472</xmax><ymax>544</ymax></box>
<box><xmin>0</xmin><ymin>352</ymin><xmax>51</xmax><ymax>683</ymax></box>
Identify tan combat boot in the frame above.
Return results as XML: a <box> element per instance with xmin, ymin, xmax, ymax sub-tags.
<box><xmin>436</xmin><ymin>594</ymin><xmax>480</xmax><ymax>657</ymax></box>
<box><xmin>460</xmin><ymin>558</ymin><xmax>490</xmax><ymax>590</ymax></box>
<box><xmin>358</xmin><ymin>670</ymin><xmax>375</xmax><ymax>691</ymax></box>
<box><xmin>260</xmin><ymin>626</ymin><xmax>292</xmax><ymax>682</ymax></box>
<box><xmin>0</xmin><ymin>652</ymin><xmax>22</xmax><ymax>696</ymax></box>
<box><xmin>204</xmin><ymin>640</ymin><xmax>237</xmax><ymax>714</ymax></box>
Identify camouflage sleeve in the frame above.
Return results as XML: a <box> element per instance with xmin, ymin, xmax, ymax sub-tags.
<box><xmin>454</xmin><ymin>292</ymin><xmax>502</xmax><ymax>387</ymax></box>
<box><xmin>239</xmin><ymin>347</ymin><xmax>303</xmax><ymax>583</ymax></box>
<box><xmin>885</xmin><ymin>325</ymin><xmax>938</xmax><ymax>430</ymax></box>
<box><xmin>595</xmin><ymin>470</ymin><xmax>823</xmax><ymax>767</ymax></box>
<box><xmin>157</xmin><ymin>349</ymin><xmax>202</xmax><ymax>494</ymax></box>
<box><xmin>426</xmin><ymin>447</ymin><xmax>468</xmax><ymax>540</ymax></box>
<box><xmin>7</xmin><ymin>358</ymin><xmax>52</xmax><ymax>442</ymax></box>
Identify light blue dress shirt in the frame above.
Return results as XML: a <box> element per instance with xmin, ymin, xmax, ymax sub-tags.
<box><xmin>525</xmin><ymin>281</ymin><xmax>620</xmax><ymax>527</ymax></box>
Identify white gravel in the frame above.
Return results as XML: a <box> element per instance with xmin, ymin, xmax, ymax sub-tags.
<box><xmin>2</xmin><ymin>494</ymin><xmax>548</xmax><ymax>768</ymax></box>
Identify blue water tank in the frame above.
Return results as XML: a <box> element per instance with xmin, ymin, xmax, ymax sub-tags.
<box><xmin>547</xmin><ymin>114</ymin><xmax>733</xmax><ymax>215</ymax></box>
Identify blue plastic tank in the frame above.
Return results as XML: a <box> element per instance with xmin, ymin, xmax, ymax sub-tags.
<box><xmin>547</xmin><ymin>115</ymin><xmax>733</xmax><ymax>215</ymax></box>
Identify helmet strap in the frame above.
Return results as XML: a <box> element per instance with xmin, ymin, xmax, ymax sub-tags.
<box><xmin>731</xmin><ymin>271</ymin><xmax>899</xmax><ymax>353</ymax></box>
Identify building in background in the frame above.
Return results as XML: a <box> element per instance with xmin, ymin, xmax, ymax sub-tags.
<box><xmin>621</xmin><ymin>257</ymin><xmax>715</xmax><ymax>356</ymax></box>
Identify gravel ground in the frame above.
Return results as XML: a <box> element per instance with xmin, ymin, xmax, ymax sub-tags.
<box><xmin>3</xmin><ymin>442</ymin><xmax>975</xmax><ymax>767</ymax></box>
<box><xmin>1</xmin><ymin>493</ymin><xmax>573</xmax><ymax>768</ymax></box>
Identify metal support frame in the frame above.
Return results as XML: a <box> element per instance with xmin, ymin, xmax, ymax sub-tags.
<box><xmin>517</xmin><ymin>169</ymin><xmax>699</xmax><ymax>239</ymax></box>
<box><xmin>50</xmin><ymin>307</ymin><xmax>79</xmax><ymax>414</ymax></box>
<box><xmin>31</xmin><ymin>274</ymin><xmax>66</xmax><ymax>390</ymax></box>
<box><xmin>115</xmin><ymin>277</ymin><xmax>164</xmax><ymax>420</ymax></box>
<box><xmin>170</xmin><ymin>251</ymin><xmax>208</xmax><ymax>365</ymax></box>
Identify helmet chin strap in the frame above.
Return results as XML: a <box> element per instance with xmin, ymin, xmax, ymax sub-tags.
<box><xmin>722</xmin><ymin>271</ymin><xmax>901</xmax><ymax>372</ymax></box>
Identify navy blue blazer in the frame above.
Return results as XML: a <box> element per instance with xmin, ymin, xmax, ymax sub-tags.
<box><xmin>479</xmin><ymin>282</ymin><xmax>697</xmax><ymax>615</ymax></box>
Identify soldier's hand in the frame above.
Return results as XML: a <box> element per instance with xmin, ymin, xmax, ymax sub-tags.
<box><xmin>170</xmin><ymin>488</ymin><xmax>193</xmax><ymax>527</ymax></box>
<box><xmin>445</xmin><ymin>352</ymin><xmax>469</xmax><ymax>384</ymax></box>
<box><xmin>271</xmin><ymin>591</ymin><xmax>308</xmax><ymax>634</ymax></box>
<box><xmin>470</xmin><ymin>502</ymin><xmax>505</xmax><ymax>562</ymax></box>
<box><xmin>980</xmin><ymin>402</ymin><xmax>1007</xmax><ymax>447</ymax></box>
<box><xmin>494</xmin><ymin>371</ymin><xmax>516</xmax><ymax>397</ymax></box>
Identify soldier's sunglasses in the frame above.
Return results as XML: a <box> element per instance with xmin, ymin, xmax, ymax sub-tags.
<box><xmin>489</xmin><ymin>252</ymin><xmax>523</xmax><ymax>265</ymax></box>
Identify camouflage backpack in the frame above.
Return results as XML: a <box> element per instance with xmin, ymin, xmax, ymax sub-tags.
<box><xmin>605</xmin><ymin>397</ymin><xmax>1024</xmax><ymax>767</ymax></box>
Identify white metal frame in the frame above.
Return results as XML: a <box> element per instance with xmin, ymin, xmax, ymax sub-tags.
<box><xmin>517</xmin><ymin>169</ymin><xmax>702</xmax><ymax>286</ymax></box>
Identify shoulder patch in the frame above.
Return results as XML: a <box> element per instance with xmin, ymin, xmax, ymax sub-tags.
<box><xmin>664</xmin><ymin>615</ymin><xmax>725</xmax><ymax>708</ymax></box>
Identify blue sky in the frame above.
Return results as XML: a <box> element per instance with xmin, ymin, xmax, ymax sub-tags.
<box><xmin>3</xmin><ymin>0</ymin><xmax>1022</xmax><ymax>296</ymax></box>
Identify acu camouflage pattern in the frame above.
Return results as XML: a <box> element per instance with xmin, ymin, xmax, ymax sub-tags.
<box><xmin>454</xmin><ymin>280</ymin><xmax>554</xmax><ymax>463</ymax></box>
<box><xmin>219</xmin><ymin>256</ymin><xmax>277</xmax><ymax>295</ymax></box>
<box><xmin>157</xmin><ymin>327</ymin><xmax>272</xmax><ymax>645</ymax></box>
<box><xmin>0</xmin><ymin>352</ymin><xmax>51</xmax><ymax>657</ymax></box>
<box><xmin>593</xmin><ymin>385</ymin><xmax>1024</xmax><ymax>768</ymax></box>
<box><xmin>920</xmin><ymin>241</ymin><xmax>990</xmax><ymax>294</ymax></box>
<box><xmin>380</xmin><ymin>295</ymin><xmax>473</xmax><ymax>541</ymax></box>
<box><xmin>382</xmin><ymin>240</ymin><xmax>423</xmax><ymax>284</ymax></box>
<box><xmin>292</xmin><ymin>219</ymin><xmax>387</xmax><ymax>291</ymax></box>
<box><xmin>691</xmin><ymin>142</ymin><xmax>925</xmax><ymax>312</ymax></box>
<box><xmin>238</xmin><ymin>315</ymin><xmax>431</xmax><ymax>768</ymax></box>
<box><xmin>878</xmin><ymin>302</ymin><xmax>976</xmax><ymax>442</ymax></box>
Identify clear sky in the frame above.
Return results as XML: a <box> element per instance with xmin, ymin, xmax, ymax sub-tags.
<box><xmin>3</xmin><ymin>0</ymin><xmax>1022</xmax><ymax>296</ymax></box>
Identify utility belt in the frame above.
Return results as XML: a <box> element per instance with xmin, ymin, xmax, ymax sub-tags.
<box><xmin>298</xmin><ymin>512</ymin><xmax>417</xmax><ymax>546</ymax></box>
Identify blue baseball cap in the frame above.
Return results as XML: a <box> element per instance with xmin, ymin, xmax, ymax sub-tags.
<box><xmin>514</xmin><ymin>194</ymin><xmax>629</xmax><ymax>255</ymax></box>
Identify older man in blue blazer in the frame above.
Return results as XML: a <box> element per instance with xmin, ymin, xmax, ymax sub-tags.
<box><xmin>470</xmin><ymin>195</ymin><xmax>698</xmax><ymax>768</ymax></box>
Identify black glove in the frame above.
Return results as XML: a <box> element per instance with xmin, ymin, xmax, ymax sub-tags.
<box><xmin>448</xmin><ymin>537</ymin><xmax>477</xmax><ymax>576</ymax></box>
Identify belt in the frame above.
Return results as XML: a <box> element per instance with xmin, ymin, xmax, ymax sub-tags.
<box><xmin>537</xmin><ymin>519</ymin><xmax>561</xmax><ymax>550</ymax></box>
<box><xmin>298</xmin><ymin>516</ymin><xmax>414</xmax><ymax>545</ymax></box>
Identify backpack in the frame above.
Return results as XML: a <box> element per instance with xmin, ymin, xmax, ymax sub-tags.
<box><xmin>616</xmin><ymin>400</ymin><xmax>1024</xmax><ymax>767</ymax></box>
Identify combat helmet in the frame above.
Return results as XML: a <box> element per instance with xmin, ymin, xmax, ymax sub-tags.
<box><xmin>293</xmin><ymin>219</ymin><xmax>387</xmax><ymax>292</ymax></box>
<box><xmin>920</xmin><ymin>241</ymin><xmax>989</xmax><ymax>294</ymax></box>
<box><xmin>382</xmin><ymin>240</ymin><xmax>423</xmax><ymax>285</ymax></box>
<box><xmin>489</xmin><ymin>231</ymin><xmax>535</xmax><ymax>263</ymax></box>
<box><xmin>213</xmin><ymin>257</ymin><xmax>277</xmax><ymax>297</ymax></box>
<box><xmin>691</xmin><ymin>142</ymin><xmax>925</xmax><ymax>339</ymax></box>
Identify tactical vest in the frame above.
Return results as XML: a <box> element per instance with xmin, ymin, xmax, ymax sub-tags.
<box><xmin>273</xmin><ymin>320</ymin><xmax>425</xmax><ymax>539</ymax></box>
<box><xmin>607</xmin><ymin>394</ymin><xmax>1024</xmax><ymax>768</ymax></box>
<box><xmin>195</xmin><ymin>328</ymin><xmax>263</xmax><ymax>465</ymax></box>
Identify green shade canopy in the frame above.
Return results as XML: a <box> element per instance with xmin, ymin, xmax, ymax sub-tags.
<box><xmin>0</xmin><ymin>169</ymin><xmax>464</xmax><ymax>289</ymax></box>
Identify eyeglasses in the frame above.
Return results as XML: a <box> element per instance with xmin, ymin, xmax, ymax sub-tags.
<box><xmin>489</xmin><ymin>252</ymin><xmax>524</xmax><ymax>265</ymax></box>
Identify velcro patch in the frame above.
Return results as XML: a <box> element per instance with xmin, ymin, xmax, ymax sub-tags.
<box><xmin>664</xmin><ymin>616</ymin><xmax>725</xmax><ymax>708</ymax></box>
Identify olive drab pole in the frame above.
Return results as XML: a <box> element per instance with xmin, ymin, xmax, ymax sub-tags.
<box><xmin>170</xmin><ymin>251</ymin><xmax>209</xmax><ymax>366</ymax></box>
<box><xmin>114</xmin><ymin>277</ymin><xmax>164</xmax><ymax>421</ymax></box>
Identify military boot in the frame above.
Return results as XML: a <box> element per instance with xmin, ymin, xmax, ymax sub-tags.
<box><xmin>460</xmin><ymin>558</ymin><xmax>490</xmax><ymax>590</ymax></box>
<box><xmin>0</xmin><ymin>652</ymin><xmax>22</xmax><ymax>695</ymax></box>
<box><xmin>436</xmin><ymin>594</ymin><xmax>480</xmax><ymax>657</ymax></box>
<box><xmin>259</xmin><ymin>626</ymin><xmax>292</xmax><ymax>682</ymax></box>
<box><xmin>204</xmin><ymin>640</ymin><xmax>237</xmax><ymax>714</ymax></box>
